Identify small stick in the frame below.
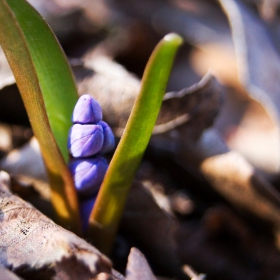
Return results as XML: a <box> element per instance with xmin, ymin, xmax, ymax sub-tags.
<box><xmin>182</xmin><ymin>265</ymin><xmax>206</xmax><ymax>280</ymax></box>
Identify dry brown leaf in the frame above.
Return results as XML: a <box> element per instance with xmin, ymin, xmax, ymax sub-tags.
<box><xmin>74</xmin><ymin>55</ymin><xmax>223</xmax><ymax>138</ymax></box>
<box><xmin>149</xmin><ymin>74</ymin><xmax>224</xmax><ymax>157</ymax></box>
<box><xmin>174</xmin><ymin>128</ymin><xmax>280</xmax><ymax>241</ymax></box>
<box><xmin>149</xmin><ymin>0</ymin><xmax>280</xmax><ymax>177</ymax></box>
<box><xmin>121</xmin><ymin>181</ymin><xmax>183</xmax><ymax>278</ymax></box>
<box><xmin>0</xmin><ymin>171</ymin><xmax>111</xmax><ymax>279</ymax></box>
<box><xmin>125</xmin><ymin>248</ymin><xmax>156</xmax><ymax>280</ymax></box>
<box><xmin>55</xmin><ymin>257</ymin><xmax>124</xmax><ymax>280</ymax></box>
<box><xmin>200</xmin><ymin>149</ymin><xmax>280</xmax><ymax>227</ymax></box>
<box><xmin>176</xmin><ymin>202</ymin><xmax>280</xmax><ymax>279</ymax></box>
<box><xmin>218</xmin><ymin>0</ymin><xmax>280</xmax><ymax>174</ymax></box>
<box><xmin>0</xmin><ymin>137</ymin><xmax>47</xmax><ymax>182</ymax></box>
<box><xmin>155</xmin><ymin>72</ymin><xmax>223</xmax><ymax>136</ymax></box>
<box><xmin>96</xmin><ymin>272</ymin><xmax>124</xmax><ymax>280</ymax></box>
<box><xmin>0</xmin><ymin>265</ymin><xmax>23</xmax><ymax>280</ymax></box>
<box><xmin>74</xmin><ymin>54</ymin><xmax>140</xmax><ymax>135</ymax></box>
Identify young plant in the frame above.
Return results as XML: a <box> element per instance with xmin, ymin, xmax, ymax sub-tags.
<box><xmin>68</xmin><ymin>94</ymin><xmax>115</xmax><ymax>231</ymax></box>
<box><xmin>0</xmin><ymin>0</ymin><xmax>183</xmax><ymax>255</ymax></box>
<box><xmin>87</xmin><ymin>34</ymin><xmax>183</xmax><ymax>254</ymax></box>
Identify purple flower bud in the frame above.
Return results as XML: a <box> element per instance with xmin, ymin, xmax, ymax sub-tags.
<box><xmin>72</xmin><ymin>94</ymin><xmax>102</xmax><ymax>124</ymax></box>
<box><xmin>98</xmin><ymin>121</ymin><xmax>115</xmax><ymax>153</ymax></box>
<box><xmin>68</xmin><ymin>124</ymin><xmax>104</xmax><ymax>157</ymax></box>
<box><xmin>68</xmin><ymin>156</ymin><xmax>108</xmax><ymax>195</ymax></box>
<box><xmin>80</xmin><ymin>196</ymin><xmax>97</xmax><ymax>231</ymax></box>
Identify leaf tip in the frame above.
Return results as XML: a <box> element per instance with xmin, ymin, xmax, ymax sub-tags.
<box><xmin>163</xmin><ymin>33</ymin><xmax>183</xmax><ymax>46</ymax></box>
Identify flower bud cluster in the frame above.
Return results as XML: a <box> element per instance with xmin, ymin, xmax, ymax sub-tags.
<box><xmin>68</xmin><ymin>94</ymin><xmax>115</xmax><ymax>228</ymax></box>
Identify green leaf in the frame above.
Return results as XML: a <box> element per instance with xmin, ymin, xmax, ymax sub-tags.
<box><xmin>5</xmin><ymin>0</ymin><xmax>78</xmax><ymax>161</ymax></box>
<box><xmin>88</xmin><ymin>33</ymin><xmax>183</xmax><ymax>254</ymax></box>
<box><xmin>0</xmin><ymin>0</ymin><xmax>81</xmax><ymax>234</ymax></box>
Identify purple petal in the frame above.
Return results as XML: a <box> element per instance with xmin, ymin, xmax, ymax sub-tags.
<box><xmin>68</xmin><ymin>124</ymin><xmax>104</xmax><ymax>157</ymax></box>
<box><xmin>98</xmin><ymin>121</ymin><xmax>115</xmax><ymax>153</ymax></box>
<box><xmin>80</xmin><ymin>196</ymin><xmax>97</xmax><ymax>231</ymax></box>
<box><xmin>68</xmin><ymin>157</ymin><xmax>108</xmax><ymax>195</ymax></box>
<box><xmin>72</xmin><ymin>94</ymin><xmax>102</xmax><ymax>124</ymax></box>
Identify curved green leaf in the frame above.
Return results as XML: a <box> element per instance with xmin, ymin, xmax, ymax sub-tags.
<box><xmin>0</xmin><ymin>0</ymin><xmax>81</xmax><ymax>234</ymax></box>
<box><xmin>88</xmin><ymin>33</ymin><xmax>183</xmax><ymax>254</ymax></box>
<box><xmin>6</xmin><ymin>0</ymin><xmax>78</xmax><ymax>161</ymax></box>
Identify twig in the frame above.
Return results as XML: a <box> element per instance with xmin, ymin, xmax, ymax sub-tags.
<box><xmin>182</xmin><ymin>265</ymin><xmax>206</xmax><ymax>280</ymax></box>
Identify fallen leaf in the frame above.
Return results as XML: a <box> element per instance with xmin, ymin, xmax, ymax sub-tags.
<box><xmin>125</xmin><ymin>247</ymin><xmax>156</xmax><ymax>280</ymax></box>
<box><xmin>121</xmin><ymin>181</ymin><xmax>183</xmax><ymax>278</ymax></box>
<box><xmin>0</xmin><ymin>137</ymin><xmax>47</xmax><ymax>182</ymax></box>
<box><xmin>154</xmin><ymin>72</ymin><xmax>223</xmax><ymax>136</ymax></box>
<box><xmin>73</xmin><ymin>54</ymin><xmax>140</xmax><ymax>135</ymax></box>
<box><xmin>149</xmin><ymin>73</ymin><xmax>224</xmax><ymax>156</ymax></box>
<box><xmin>176</xmin><ymin>202</ymin><xmax>280</xmax><ymax>279</ymax></box>
<box><xmin>74</xmin><ymin>55</ymin><xmax>223</xmax><ymax>138</ymax></box>
<box><xmin>55</xmin><ymin>256</ymin><xmax>124</xmax><ymax>280</ymax></box>
<box><xmin>0</xmin><ymin>171</ymin><xmax>111</xmax><ymax>279</ymax></box>
<box><xmin>175</xmin><ymin>128</ymin><xmax>280</xmax><ymax>241</ymax></box>
<box><xmin>218</xmin><ymin>0</ymin><xmax>280</xmax><ymax>174</ymax></box>
<box><xmin>0</xmin><ymin>265</ymin><xmax>23</xmax><ymax>280</ymax></box>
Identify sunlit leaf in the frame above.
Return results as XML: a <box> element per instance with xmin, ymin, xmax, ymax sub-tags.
<box><xmin>0</xmin><ymin>0</ymin><xmax>81</xmax><ymax>233</ymax></box>
<box><xmin>88</xmin><ymin>33</ymin><xmax>182</xmax><ymax>254</ymax></box>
